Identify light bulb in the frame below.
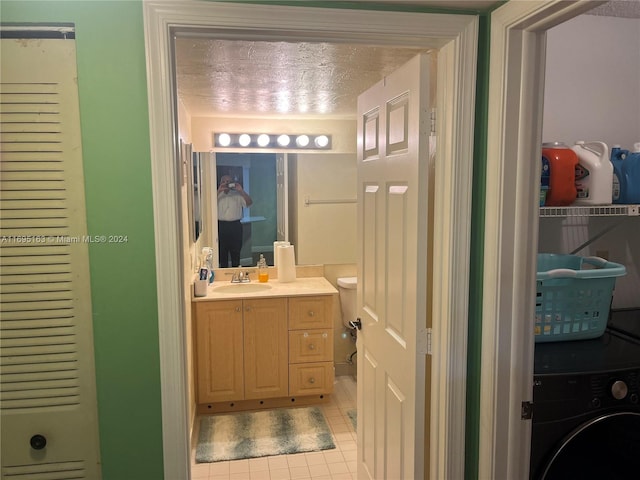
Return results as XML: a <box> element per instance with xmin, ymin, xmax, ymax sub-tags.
<box><xmin>296</xmin><ymin>135</ymin><xmax>310</xmax><ymax>147</ymax></box>
<box><xmin>257</xmin><ymin>134</ymin><xmax>270</xmax><ymax>147</ymax></box>
<box><xmin>218</xmin><ymin>133</ymin><xmax>231</xmax><ymax>147</ymax></box>
<box><xmin>277</xmin><ymin>134</ymin><xmax>291</xmax><ymax>147</ymax></box>
<box><xmin>314</xmin><ymin>135</ymin><xmax>329</xmax><ymax>148</ymax></box>
<box><xmin>239</xmin><ymin>134</ymin><xmax>251</xmax><ymax>147</ymax></box>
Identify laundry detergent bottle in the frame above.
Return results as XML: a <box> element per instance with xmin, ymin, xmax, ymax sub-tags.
<box><xmin>610</xmin><ymin>145</ymin><xmax>628</xmax><ymax>204</ymax></box>
<box><xmin>542</xmin><ymin>142</ymin><xmax>578</xmax><ymax>206</ymax></box>
<box><xmin>624</xmin><ymin>142</ymin><xmax>640</xmax><ymax>204</ymax></box>
<box><xmin>571</xmin><ymin>141</ymin><xmax>612</xmax><ymax>205</ymax></box>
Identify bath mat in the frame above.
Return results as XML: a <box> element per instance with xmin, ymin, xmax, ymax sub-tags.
<box><xmin>196</xmin><ymin>406</ymin><xmax>336</xmax><ymax>463</ymax></box>
<box><xmin>346</xmin><ymin>409</ymin><xmax>357</xmax><ymax>430</ymax></box>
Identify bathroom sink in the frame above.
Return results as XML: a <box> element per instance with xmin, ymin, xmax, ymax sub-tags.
<box><xmin>212</xmin><ymin>283</ymin><xmax>273</xmax><ymax>294</ymax></box>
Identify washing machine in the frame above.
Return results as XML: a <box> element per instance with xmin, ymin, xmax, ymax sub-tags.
<box><xmin>608</xmin><ymin>308</ymin><xmax>640</xmax><ymax>343</ymax></box>
<box><xmin>530</xmin><ymin>310</ymin><xmax>640</xmax><ymax>480</ymax></box>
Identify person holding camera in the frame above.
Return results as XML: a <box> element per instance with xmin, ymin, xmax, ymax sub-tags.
<box><xmin>217</xmin><ymin>174</ymin><xmax>253</xmax><ymax>267</ymax></box>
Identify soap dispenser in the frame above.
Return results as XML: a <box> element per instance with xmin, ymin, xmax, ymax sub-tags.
<box><xmin>257</xmin><ymin>254</ymin><xmax>269</xmax><ymax>283</ymax></box>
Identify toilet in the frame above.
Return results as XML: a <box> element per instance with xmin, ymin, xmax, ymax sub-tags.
<box><xmin>337</xmin><ymin>276</ymin><xmax>358</xmax><ymax>330</ymax></box>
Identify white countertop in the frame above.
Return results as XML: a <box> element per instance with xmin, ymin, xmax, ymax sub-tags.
<box><xmin>192</xmin><ymin>276</ymin><xmax>338</xmax><ymax>301</ymax></box>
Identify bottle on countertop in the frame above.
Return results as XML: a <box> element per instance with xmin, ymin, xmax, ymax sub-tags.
<box><xmin>257</xmin><ymin>254</ymin><xmax>269</xmax><ymax>283</ymax></box>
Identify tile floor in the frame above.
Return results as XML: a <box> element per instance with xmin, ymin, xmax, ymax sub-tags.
<box><xmin>191</xmin><ymin>375</ymin><xmax>357</xmax><ymax>480</ymax></box>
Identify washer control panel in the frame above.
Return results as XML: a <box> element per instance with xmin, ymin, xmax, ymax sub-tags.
<box><xmin>533</xmin><ymin>368</ymin><xmax>640</xmax><ymax>423</ymax></box>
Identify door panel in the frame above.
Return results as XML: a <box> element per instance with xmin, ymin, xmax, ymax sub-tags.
<box><xmin>0</xmin><ymin>35</ymin><xmax>101</xmax><ymax>479</ymax></box>
<box><xmin>195</xmin><ymin>301</ymin><xmax>244</xmax><ymax>403</ymax></box>
<box><xmin>243</xmin><ymin>298</ymin><xmax>288</xmax><ymax>399</ymax></box>
<box><xmin>356</xmin><ymin>52</ymin><xmax>432</xmax><ymax>480</ymax></box>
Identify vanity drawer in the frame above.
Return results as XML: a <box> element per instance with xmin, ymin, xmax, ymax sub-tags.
<box><xmin>289</xmin><ymin>362</ymin><xmax>334</xmax><ymax>396</ymax></box>
<box><xmin>289</xmin><ymin>329</ymin><xmax>333</xmax><ymax>364</ymax></box>
<box><xmin>288</xmin><ymin>296</ymin><xmax>333</xmax><ymax>330</ymax></box>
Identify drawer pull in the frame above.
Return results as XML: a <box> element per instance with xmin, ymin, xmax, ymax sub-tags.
<box><xmin>308</xmin><ymin>310</ymin><xmax>315</xmax><ymax>317</ymax></box>
<box><xmin>309</xmin><ymin>377</ymin><xmax>315</xmax><ymax>384</ymax></box>
<box><xmin>322</xmin><ymin>332</ymin><xmax>328</xmax><ymax>338</ymax></box>
<box><xmin>235</xmin><ymin>306</ymin><xmax>241</xmax><ymax>312</ymax></box>
<box><xmin>308</xmin><ymin>344</ymin><xmax>315</xmax><ymax>350</ymax></box>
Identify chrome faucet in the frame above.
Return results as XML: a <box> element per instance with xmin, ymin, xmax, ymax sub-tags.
<box><xmin>231</xmin><ymin>270</ymin><xmax>251</xmax><ymax>283</ymax></box>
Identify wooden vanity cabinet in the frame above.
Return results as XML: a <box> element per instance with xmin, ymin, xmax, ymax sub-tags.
<box><xmin>194</xmin><ymin>297</ymin><xmax>288</xmax><ymax>404</ymax></box>
<box><xmin>194</xmin><ymin>292</ymin><xmax>335</xmax><ymax>409</ymax></box>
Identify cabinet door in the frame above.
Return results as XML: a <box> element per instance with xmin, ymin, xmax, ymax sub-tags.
<box><xmin>195</xmin><ymin>300</ymin><xmax>244</xmax><ymax>403</ymax></box>
<box><xmin>243</xmin><ymin>298</ymin><xmax>288</xmax><ymax>399</ymax></box>
<box><xmin>289</xmin><ymin>296</ymin><xmax>333</xmax><ymax>330</ymax></box>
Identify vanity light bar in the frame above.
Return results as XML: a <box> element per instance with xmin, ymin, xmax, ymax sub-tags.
<box><xmin>214</xmin><ymin>133</ymin><xmax>332</xmax><ymax>150</ymax></box>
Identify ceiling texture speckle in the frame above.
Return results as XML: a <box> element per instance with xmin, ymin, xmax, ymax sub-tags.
<box><xmin>586</xmin><ymin>0</ymin><xmax>640</xmax><ymax>18</ymax></box>
<box><xmin>174</xmin><ymin>0</ymin><xmax>639</xmax><ymax>119</ymax></box>
<box><xmin>175</xmin><ymin>38</ymin><xmax>429</xmax><ymax>118</ymax></box>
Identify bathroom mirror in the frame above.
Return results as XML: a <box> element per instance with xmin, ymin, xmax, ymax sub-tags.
<box><xmin>215</xmin><ymin>152</ymin><xmax>278</xmax><ymax>266</ymax></box>
<box><xmin>201</xmin><ymin>150</ymin><xmax>357</xmax><ymax>267</ymax></box>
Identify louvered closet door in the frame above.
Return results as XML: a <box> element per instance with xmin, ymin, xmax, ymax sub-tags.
<box><xmin>0</xmin><ymin>34</ymin><xmax>101</xmax><ymax>479</ymax></box>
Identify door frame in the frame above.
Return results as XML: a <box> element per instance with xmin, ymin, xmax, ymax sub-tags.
<box><xmin>481</xmin><ymin>1</ymin><xmax>606</xmax><ymax>478</ymax></box>
<box><xmin>142</xmin><ymin>1</ymin><xmax>477</xmax><ymax>479</ymax></box>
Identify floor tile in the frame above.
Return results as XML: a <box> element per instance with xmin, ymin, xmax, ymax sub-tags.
<box><xmin>249</xmin><ymin>470</ymin><xmax>270</xmax><ymax>480</ymax></box>
<box><xmin>289</xmin><ymin>465</ymin><xmax>311</xmax><ymax>479</ymax></box>
<box><xmin>322</xmin><ymin>450</ymin><xmax>345</xmax><ymax>464</ymax></box>
<box><xmin>308</xmin><ymin>463</ymin><xmax>330</xmax><ymax>477</ymax></box>
<box><xmin>269</xmin><ymin>467</ymin><xmax>291</xmax><ymax>480</ymax></box>
<box><xmin>327</xmin><ymin>462</ymin><xmax>350</xmax><ymax>475</ymax></box>
<box><xmin>304</xmin><ymin>452</ymin><xmax>327</xmax><ymax>466</ymax></box>
<box><xmin>268</xmin><ymin>456</ymin><xmax>289</xmax><ymax>470</ymax></box>
<box><xmin>286</xmin><ymin>454</ymin><xmax>309</xmax><ymax>468</ymax></box>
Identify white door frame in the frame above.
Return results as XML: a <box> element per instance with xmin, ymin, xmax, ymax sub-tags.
<box><xmin>142</xmin><ymin>2</ymin><xmax>477</xmax><ymax>479</ymax></box>
<box><xmin>481</xmin><ymin>1</ymin><xmax>606</xmax><ymax>479</ymax></box>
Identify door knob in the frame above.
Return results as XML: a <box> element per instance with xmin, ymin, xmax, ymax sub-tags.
<box><xmin>350</xmin><ymin>318</ymin><xmax>362</xmax><ymax>330</ymax></box>
<box><xmin>30</xmin><ymin>434</ymin><xmax>47</xmax><ymax>450</ymax></box>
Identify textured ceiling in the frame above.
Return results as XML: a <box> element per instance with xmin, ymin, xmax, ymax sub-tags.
<box><xmin>175</xmin><ymin>38</ymin><xmax>430</xmax><ymax>118</ymax></box>
<box><xmin>586</xmin><ymin>0</ymin><xmax>640</xmax><ymax>18</ymax></box>
<box><xmin>174</xmin><ymin>0</ymin><xmax>639</xmax><ymax>119</ymax></box>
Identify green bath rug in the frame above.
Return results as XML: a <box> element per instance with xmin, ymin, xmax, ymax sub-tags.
<box><xmin>196</xmin><ymin>406</ymin><xmax>336</xmax><ymax>463</ymax></box>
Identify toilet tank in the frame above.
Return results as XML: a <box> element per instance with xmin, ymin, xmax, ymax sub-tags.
<box><xmin>337</xmin><ymin>276</ymin><xmax>357</xmax><ymax>329</ymax></box>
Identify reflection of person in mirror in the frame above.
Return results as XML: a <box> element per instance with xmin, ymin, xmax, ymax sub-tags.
<box><xmin>217</xmin><ymin>175</ymin><xmax>253</xmax><ymax>267</ymax></box>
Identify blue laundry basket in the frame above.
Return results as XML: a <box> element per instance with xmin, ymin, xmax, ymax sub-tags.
<box><xmin>535</xmin><ymin>254</ymin><xmax>626</xmax><ymax>342</ymax></box>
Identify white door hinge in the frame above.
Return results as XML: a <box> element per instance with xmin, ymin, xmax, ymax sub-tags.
<box><xmin>417</xmin><ymin>327</ymin><xmax>432</xmax><ymax>356</ymax></box>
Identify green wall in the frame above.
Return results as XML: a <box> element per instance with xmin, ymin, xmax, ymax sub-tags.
<box><xmin>3</xmin><ymin>1</ymin><xmax>494</xmax><ymax>479</ymax></box>
<box><xmin>466</xmin><ymin>12</ymin><xmax>491</xmax><ymax>480</ymax></box>
<box><xmin>3</xmin><ymin>2</ymin><xmax>163</xmax><ymax>479</ymax></box>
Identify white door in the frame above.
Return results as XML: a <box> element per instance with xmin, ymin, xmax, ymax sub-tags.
<box><xmin>0</xmin><ymin>33</ymin><xmax>101</xmax><ymax>479</ymax></box>
<box><xmin>356</xmin><ymin>53</ymin><xmax>432</xmax><ymax>480</ymax></box>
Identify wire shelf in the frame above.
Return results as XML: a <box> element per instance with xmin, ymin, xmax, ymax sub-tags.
<box><xmin>540</xmin><ymin>205</ymin><xmax>640</xmax><ymax>218</ymax></box>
